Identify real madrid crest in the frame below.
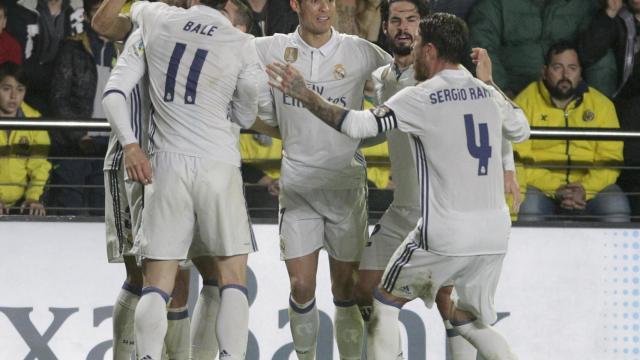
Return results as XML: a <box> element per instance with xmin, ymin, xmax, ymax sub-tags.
<box><xmin>583</xmin><ymin>110</ymin><xmax>595</xmax><ymax>122</ymax></box>
<box><xmin>284</xmin><ymin>47</ymin><xmax>298</xmax><ymax>63</ymax></box>
<box><xmin>334</xmin><ymin>64</ymin><xmax>346</xmax><ymax>80</ymax></box>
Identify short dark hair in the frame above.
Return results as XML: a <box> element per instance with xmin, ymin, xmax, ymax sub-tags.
<box><xmin>544</xmin><ymin>40</ymin><xmax>581</xmax><ymax>67</ymax></box>
<box><xmin>200</xmin><ymin>0</ymin><xmax>228</xmax><ymax>10</ymax></box>
<box><xmin>419</xmin><ymin>13</ymin><xmax>468</xmax><ymax>64</ymax></box>
<box><xmin>0</xmin><ymin>62</ymin><xmax>28</xmax><ymax>87</ymax></box>
<box><xmin>83</xmin><ymin>0</ymin><xmax>102</xmax><ymax>17</ymax></box>
<box><xmin>380</xmin><ymin>0</ymin><xmax>429</xmax><ymax>23</ymax></box>
<box><xmin>232</xmin><ymin>0</ymin><xmax>254</xmax><ymax>32</ymax></box>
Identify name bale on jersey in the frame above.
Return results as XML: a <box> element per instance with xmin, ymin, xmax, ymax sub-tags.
<box><xmin>429</xmin><ymin>86</ymin><xmax>492</xmax><ymax>105</ymax></box>
<box><xmin>183</xmin><ymin>21</ymin><xmax>218</xmax><ymax>37</ymax></box>
<box><xmin>282</xmin><ymin>83</ymin><xmax>347</xmax><ymax>108</ymax></box>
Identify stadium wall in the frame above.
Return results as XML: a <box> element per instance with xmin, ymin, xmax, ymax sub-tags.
<box><xmin>0</xmin><ymin>222</ymin><xmax>638</xmax><ymax>359</ymax></box>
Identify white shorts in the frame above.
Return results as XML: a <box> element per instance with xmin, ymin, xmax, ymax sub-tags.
<box><xmin>360</xmin><ymin>204</ymin><xmax>420</xmax><ymax>271</ymax></box>
<box><xmin>134</xmin><ymin>152</ymin><xmax>256</xmax><ymax>260</ymax></box>
<box><xmin>104</xmin><ymin>166</ymin><xmax>144</xmax><ymax>263</ymax></box>
<box><xmin>278</xmin><ymin>184</ymin><xmax>368</xmax><ymax>261</ymax></box>
<box><xmin>381</xmin><ymin>226</ymin><xmax>504</xmax><ymax>325</ymax></box>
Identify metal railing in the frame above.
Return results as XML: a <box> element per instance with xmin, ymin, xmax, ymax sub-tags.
<box><xmin>2</xmin><ymin>118</ymin><xmax>640</xmax><ymax>224</ymax></box>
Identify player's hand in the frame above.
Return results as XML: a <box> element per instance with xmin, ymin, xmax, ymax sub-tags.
<box><xmin>258</xmin><ymin>175</ymin><xmax>280</xmax><ymax>196</ymax></box>
<box><xmin>606</xmin><ymin>0</ymin><xmax>623</xmax><ymax>18</ymax></box>
<box><xmin>503</xmin><ymin>170</ymin><xmax>521</xmax><ymax>213</ymax></box>
<box><xmin>565</xmin><ymin>183</ymin><xmax>587</xmax><ymax>210</ymax></box>
<box><xmin>124</xmin><ymin>143</ymin><xmax>153</xmax><ymax>184</ymax></box>
<box><xmin>471</xmin><ymin>48</ymin><xmax>493</xmax><ymax>83</ymax></box>
<box><xmin>266</xmin><ymin>62</ymin><xmax>310</xmax><ymax>101</ymax></box>
<box><xmin>20</xmin><ymin>199</ymin><xmax>46</xmax><ymax>216</ymax></box>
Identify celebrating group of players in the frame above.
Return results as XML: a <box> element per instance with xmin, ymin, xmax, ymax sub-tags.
<box><xmin>97</xmin><ymin>0</ymin><xmax>530</xmax><ymax>358</ymax></box>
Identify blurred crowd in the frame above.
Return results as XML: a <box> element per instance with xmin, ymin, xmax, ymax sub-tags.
<box><xmin>1</xmin><ymin>0</ymin><xmax>639</xmax><ymax>221</ymax></box>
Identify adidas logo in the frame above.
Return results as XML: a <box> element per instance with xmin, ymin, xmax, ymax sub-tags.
<box><xmin>140</xmin><ymin>355</ymin><xmax>153</xmax><ymax>360</ymax></box>
<box><xmin>399</xmin><ymin>285</ymin><xmax>412</xmax><ymax>295</ymax></box>
<box><xmin>220</xmin><ymin>350</ymin><xmax>231</xmax><ymax>358</ymax></box>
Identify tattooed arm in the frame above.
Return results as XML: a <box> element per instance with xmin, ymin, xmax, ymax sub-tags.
<box><xmin>266</xmin><ymin>62</ymin><xmax>349</xmax><ymax>130</ymax></box>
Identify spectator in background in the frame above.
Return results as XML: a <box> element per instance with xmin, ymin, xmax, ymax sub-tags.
<box><xmin>335</xmin><ymin>0</ymin><xmax>381</xmax><ymax>42</ymax></box>
<box><xmin>6</xmin><ymin>0</ymin><xmax>85</xmax><ymax>115</ymax></box>
<box><xmin>514</xmin><ymin>42</ymin><xmax>630</xmax><ymax>222</ymax></box>
<box><xmin>47</xmin><ymin>0</ymin><xmax>116</xmax><ymax>215</ymax></box>
<box><xmin>243</xmin><ymin>0</ymin><xmax>298</xmax><ymax>37</ymax></box>
<box><xmin>0</xmin><ymin>62</ymin><xmax>51</xmax><ymax>215</ymax></box>
<box><xmin>429</xmin><ymin>0</ymin><xmax>477</xmax><ymax>19</ymax></box>
<box><xmin>468</xmin><ymin>0</ymin><xmax>617</xmax><ymax>98</ymax></box>
<box><xmin>579</xmin><ymin>0</ymin><xmax>640</xmax><ymax>217</ymax></box>
<box><xmin>0</xmin><ymin>3</ymin><xmax>23</xmax><ymax>64</ymax></box>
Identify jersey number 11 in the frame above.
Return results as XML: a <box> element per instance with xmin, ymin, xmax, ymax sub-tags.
<box><xmin>164</xmin><ymin>42</ymin><xmax>209</xmax><ymax>105</ymax></box>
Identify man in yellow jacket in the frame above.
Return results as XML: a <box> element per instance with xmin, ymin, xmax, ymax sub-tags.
<box><xmin>0</xmin><ymin>62</ymin><xmax>51</xmax><ymax>215</ymax></box>
<box><xmin>514</xmin><ymin>41</ymin><xmax>630</xmax><ymax>222</ymax></box>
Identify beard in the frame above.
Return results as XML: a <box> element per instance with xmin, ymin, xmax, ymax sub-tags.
<box><xmin>387</xmin><ymin>33</ymin><xmax>413</xmax><ymax>56</ymax></box>
<box><xmin>545</xmin><ymin>78</ymin><xmax>576</xmax><ymax>101</ymax></box>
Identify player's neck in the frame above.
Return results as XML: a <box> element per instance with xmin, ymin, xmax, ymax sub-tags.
<box><xmin>298</xmin><ymin>27</ymin><xmax>332</xmax><ymax>49</ymax></box>
<box><xmin>393</xmin><ymin>54</ymin><xmax>412</xmax><ymax>70</ymax></box>
<box><xmin>429</xmin><ymin>61</ymin><xmax>459</xmax><ymax>78</ymax></box>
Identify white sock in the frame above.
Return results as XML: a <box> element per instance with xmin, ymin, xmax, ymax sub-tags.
<box><xmin>164</xmin><ymin>306</ymin><xmax>190</xmax><ymax>360</ymax></box>
<box><xmin>190</xmin><ymin>281</ymin><xmax>220</xmax><ymax>359</ymax></box>
<box><xmin>134</xmin><ymin>287</ymin><xmax>170</xmax><ymax>360</ymax></box>
<box><xmin>453</xmin><ymin>320</ymin><xmax>518</xmax><ymax>360</ymax></box>
<box><xmin>112</xmin><ymin>283</ymin><xmax>140</xmax><ymax>360</ymax></box>
<box><xmin>366</xmin><ymin>297</ymin><xmax>402</xmax><ymax>360</ymax></box>
<box><xmin>333</xmin><ymin>300</ymin><xmax>364</xmax><ymax>360</ymax></box>
<box><xmin>216</xmin><ymin>285</ymin><xmax>249</xmax><ymax>360</ymax></box>
<box><xmin>288</xmin><ymin>295</ymin><xmax>318</xmax><ymax>360</ymax></box>
<box><xmin>444</xmin><ymin>320</ymin><xmax>477</xmax><ymax>360</ymax></box>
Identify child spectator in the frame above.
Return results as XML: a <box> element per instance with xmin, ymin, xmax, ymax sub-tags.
<box><xmin>0</xmin><ymin>62</ymin><xmax>51</xmax><ymax>215</ymax></box>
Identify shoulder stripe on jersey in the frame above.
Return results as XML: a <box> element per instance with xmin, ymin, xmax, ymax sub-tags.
<box><xmin>381</xmin><ymin>241</ymin><xmax>419</xmax><ymax>293</ymax></box>
<box><xmin>103</xmin><ymin>89</ymin><xmax>126</xmax><ymax>99</ymax></box>
<box><xmin>413</xmin><ymin>135</ymin><xmax>429</xmax><ymax>250</ymax></box>
<box><xmin>371</xmin><ymin>107</ymin><xmax>398</xmax><ymax>133</ymax></box>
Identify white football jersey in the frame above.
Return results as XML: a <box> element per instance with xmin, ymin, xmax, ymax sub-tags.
<box><xmin>372</xmin><ymin>63</ymin><xmax>419</xmax><ymax>208</ymax></box>
<box><xmin>131</xmin><ymin>2</ymin><xmax>261</xmax><ymax>165</ymax></box>
<box><xmin>103</xmin><ymin>29</ymin><xmax>150</xmax><ymax>171</ymax></box>
<box><xmin>255</xmin><ymin>29</ymin><xmax>391</xmax><ymax>189</ymax></box>
<box><xmin>345</xmin><ymin>69</ymin><xmax>529</xmax><ymax>255</ymax></box>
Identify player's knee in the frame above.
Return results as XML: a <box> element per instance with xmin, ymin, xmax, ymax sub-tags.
<box><xmin>435</xmin><ymin>286</ymin><xmax>453</xmax><ymax>317</ymax></box>
<box><xmin>290</xmin><ymin>277</ymin><xmax>316</xmax><ymax>303</ymax></box>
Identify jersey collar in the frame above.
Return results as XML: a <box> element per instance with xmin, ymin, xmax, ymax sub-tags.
<box><xmin>292</xmin><ymin>26</ymin><xmax>339</xmax><ymax>57</ymax></box>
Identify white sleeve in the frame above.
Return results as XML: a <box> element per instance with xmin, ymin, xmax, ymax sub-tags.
<box><xmin>371</xmin><ymin>66</ymin><xmax>385</xmax><ymax>105</ymax></box>
<box><xmin>231</xmin><ymin>40</ymin><xmax>260</xmax><ymax>129</ymax></box>
<box><xmin>340</xmin><ymin>110</ymin><xmax>380</xmax><ymax>138</ymax></box>
<box><xmin>131</xmin><ymin>1</ymin><xmax>163</xmax><ymax>30</ymax></box>
<box><xmin>362</xmin><ymin>39</ymin><xmax>393</xmax><ymax>72</ymax></box>
<box><xmin>491</xmin><ymin>87</ymin><xmax>530</xmax><ymax>143</ymax></box>
<box><xmin>102</xmin><ymin>29</ymin><xmax>146</xmax><ymax>146</ymax></box>
<box><xmin>384</xmin><ymin>87</ymin><xmax>425</xmax><ymax>136</ymax></box>
<box><xmin>501</xmin><ymin>138</ymin><xmax>515</xmax><ymax>171</ymax></box>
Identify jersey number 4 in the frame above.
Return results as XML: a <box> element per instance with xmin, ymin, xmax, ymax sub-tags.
<box><xmin>464</xmin><ymin>114</ymin><xmax>492</xmax><ymax>176</ymax></box>
<box><xmin>163</xmin><ymin>43</ymin><xmax>209</xmax><ymax>105</ymax></box>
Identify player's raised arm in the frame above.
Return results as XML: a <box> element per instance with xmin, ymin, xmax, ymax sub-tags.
<box><xmin>267</xmin><ymin>62</ymin><xmax>382</xmax><ymax>139</ymax></box>
<box><xmin>92</xmin><ymin>0</ymin><xmax>132</xmax><ymax>41</ymax></box>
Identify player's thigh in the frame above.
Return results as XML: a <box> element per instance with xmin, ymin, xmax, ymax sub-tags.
<box><xmin>278</xmin><ymin>185</ymin><xmax>325</xmax><ymax>260</ymax></box>
<box><xmin>454</xmin><ymin>254</ymin><xmax>505</xmax><ymax>325</ymax></box>
<box><xmin>360</xmin><ymin>205</ymin><xmax>420</xmax><ymax>271</ymax></box>
<box><xmin>322</xmin><ymin>187</ymin><xmax>369</xmax><ymax>262</ymax></box>
<box><xmin>137</xmin><ymin>153</ymin><xmax>196</xmax><ymax>260</ymax></box>
<box><xmin>191</xmin><ymin>160</ymin><xmax>255</xmax><ymax>258</ymax></box>
<box><xmin>124</xmin><ymin>176</ymin><xmax>144</xmax><ymax>238</ymax></box>
<box><xmin>104</xmin><ymin>168</ymin><xmax>133</xmax><ymax>263</ymax></box>
<box><xmin>381</xmin><ymin>230</ymin><xmax>460</xmax><ymax>306</ymax></box>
